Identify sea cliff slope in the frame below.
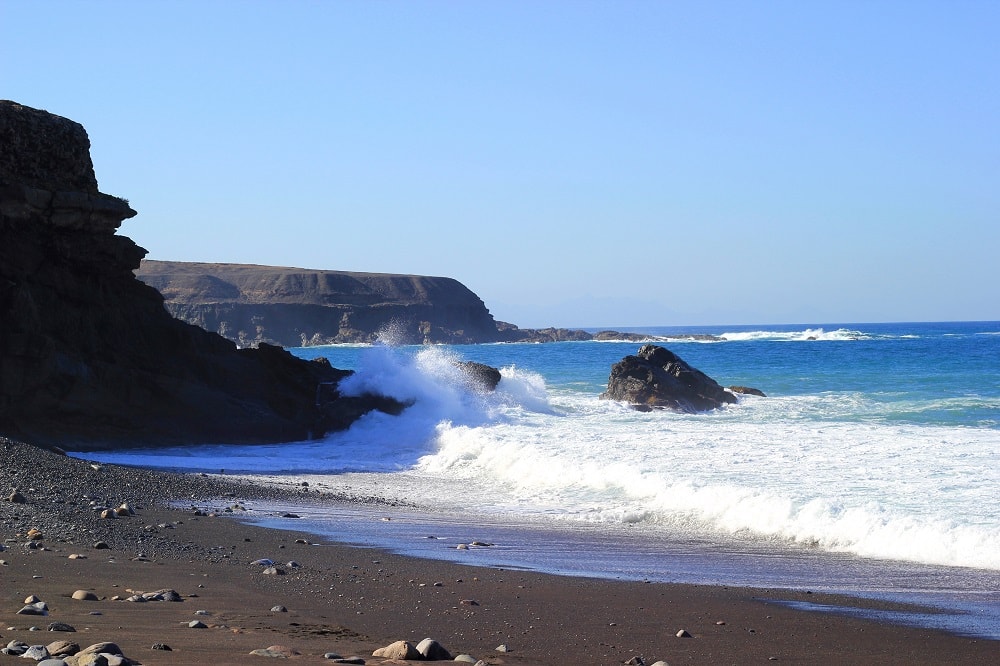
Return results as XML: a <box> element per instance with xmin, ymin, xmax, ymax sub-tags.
<box><xmin>0</xmin><ymin>100</ymin><xmax>396</xmax><ymax>450</ymax></box>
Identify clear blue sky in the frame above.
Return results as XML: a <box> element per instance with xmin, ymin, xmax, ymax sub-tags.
<box><xmin>3</xmin><ymin>1</ymin><xmax>998</xmax><ymax>328</ymax></box>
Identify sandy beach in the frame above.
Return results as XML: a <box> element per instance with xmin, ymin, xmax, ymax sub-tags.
<box><xmin>1</xmin><ymin>438</ymin><xmax>994</xmax><ymax>665</ymax></box>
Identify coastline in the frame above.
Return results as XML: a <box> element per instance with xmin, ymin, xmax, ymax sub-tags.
<box><xmin>232</xmin><ymin>496</ymin><xmax>1000</xmax><ymax>641</ymax></box>
<box><xmin>2</xmin><ymin>439</ymin><xmax>995</xmax><ymax>665</ymax></box>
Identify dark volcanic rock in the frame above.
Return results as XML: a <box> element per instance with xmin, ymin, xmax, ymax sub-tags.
<box><xmin>136</xmin><ymin>260</ymin><xmax>506</xmax><ymax>346</ymax></box>
<box><xmin>600</xmin><ymin>344</ymin><xmax>737</xmax><ymax>412</ymax></box>
<box><xmin>728</xmin><ymin>385</ymin><xmax>767</xmax><ymax>397</ymax></box>
<box><xmin>0</xmin><ymin>101</ymin><xmax>401</xmax><ymax>450</ymax></box>
<box><xmin>495</xmin><ymin>323</ymin><xmax>596</xmax><ymax>343</ymax></box>
<box><xmin>454</xmin><ymin>361</ymin><xmax>502</xmax><ymax>392</ymax></box>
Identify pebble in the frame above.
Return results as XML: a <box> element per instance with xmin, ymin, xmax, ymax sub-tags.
<box><xmin>416</xmin><ymin>638</ymin><xmax>452</xmax><ymax>660</ymax></box>
<box><xmin>270</xmin><ymin>605</ymin><xmax>288</xmax><ymax>612</ymax></box>
<box><xmin>47</xmin><ymin>622</ymin><xmax>76</xmax><ymax>632</ymax></box>
<box><xmin>45</xmin><ymin>640</ymin><xmax>79</xmax><ymax>656</ymax></box>
<box><xmin>23</xmin><ymin>645</ymin><xmax>51</xmax><ymax>660</ymax></box>
<box><xmin>72</xmin><ymin>590</ymin><xmax>99</xmax><ymax>601</ymax></box>
<box><xmin>250</xmin><ymin>645</ymin><xmax>299</xmax><ymax>657</ymax></box>
<box><xmin>151</xmin><ymin>643</ymin><xmax>172</xmax><ymax>651</ymax></box>
<box><xmin>262</xmin><ymin>566</ymin><xmax>285</xmax><ymax>575</ymax></box>
<box><xmin>188</xmin><ymin>620</ymin><xmax>207</xmax><ymax>629</ymax></box>
<box><xmin>372</xmin><ymin>640</ymin><xmax>421</xmax><ymax>660</ymax></box>
<box><xmin>676</xmin><ymin>629</ymin><xmax>692</xmax><ymax>638</ymax></box>
<box><xmin>17</xmin><ymin>602</ymin><xmax>49</xmax><ymax>616</ymax></box>
<box><xmin>495</xmin><ymin>644</ymin><xmax>510</xmax><ymax>652</ymax></box>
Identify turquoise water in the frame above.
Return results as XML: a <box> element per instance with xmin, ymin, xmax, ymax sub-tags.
<box><xmin>79</xmin><ymin>321</ymin><xmax>1000</xmax><ymax>638</ymax></box>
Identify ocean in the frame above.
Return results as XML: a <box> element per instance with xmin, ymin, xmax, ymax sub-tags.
<box><xmin>76</xmin><ymin>321</ymin><xmax>1000</xmax><ymax>638</ymax></box>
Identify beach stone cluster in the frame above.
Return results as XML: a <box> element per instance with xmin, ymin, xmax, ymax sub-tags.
<box><xmin>2</xmin><ymin>639</ymin><xmax>138</xmax><ymax>665</ymax></box>
<box><xmin>372</xmin><ymin>637</ymin><xmax>461</xmax><ymax>661</ymax></box>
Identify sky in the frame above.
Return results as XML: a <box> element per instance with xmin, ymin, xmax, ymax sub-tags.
<box><xmin>3</xmin><ymin>1</ymin><xmax>998</xmax><ymax>328</ymax></box>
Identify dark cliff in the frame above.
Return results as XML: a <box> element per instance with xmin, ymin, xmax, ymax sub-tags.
<box><xmin>0</xmin><ymin>101</ymin><xmax>398</xmax><ymax>451</ymax></box>
<box><xmin>136</xmin><ymin>261</ymin><xmax>505</xmax><ymax>346</ymax></box>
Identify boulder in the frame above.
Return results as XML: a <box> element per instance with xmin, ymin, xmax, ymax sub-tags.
<box><xmin>728</xmin><ymin>385</ymin><xmax>766</xmax><ymax>397</ymax></box>
<box><xmin>454</xmin><ymin>361</ymin><xmax>502</xmax><ymax>392</ymax></box>
<box><xmin>601</xmin><ymin>345</ymin><xmax>737</xmax><ymax>412</ymax></box>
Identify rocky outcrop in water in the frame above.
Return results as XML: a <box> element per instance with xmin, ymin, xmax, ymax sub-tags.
<box><xmin>601</xmin><ymin>344</ymin><xmax>739</xmax><ymax>412</ymax></box>
<box><xmin>0</xmin><ymin>100</ymin><xmax>402</xmax><ymax>451</ymax></box>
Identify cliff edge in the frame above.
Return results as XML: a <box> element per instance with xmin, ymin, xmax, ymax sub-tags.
<box><xmin>0</xmin><ymin>101</ymin><xmax>398</xmax><ymax>450</ymax></box>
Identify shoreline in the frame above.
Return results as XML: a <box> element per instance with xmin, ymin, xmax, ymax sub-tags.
<box><xmin>227</xmin><ymin>492</ymin><xmax>1000</xmax><ymax>643</ymax></box>
<box><xmin>2</xmin><ymin>439</ymin><xmax>996</xmax><ymax>665</ymax></box>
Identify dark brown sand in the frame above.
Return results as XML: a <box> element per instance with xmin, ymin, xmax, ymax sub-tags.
<box><xmin>1</xmin><ymin>438</ymin><xmax>995</xmax><ymax>665</ymax></box>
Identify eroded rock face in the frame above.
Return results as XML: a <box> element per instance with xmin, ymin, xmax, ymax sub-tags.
<box><xmin>600</xmin><ymin>344</ymin><xmax>738</xmax><ymax>412</ymax></box>
<box><xmin>0</xmin><ymin>101</ymin><xmax>400</xmax><ymax>450</ymax></box>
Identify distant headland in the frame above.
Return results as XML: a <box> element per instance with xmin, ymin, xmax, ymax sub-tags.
<box><xmin>136</xmin><ymin>260</ymin><xmax>724</xmax><ymax>346</ymax></box>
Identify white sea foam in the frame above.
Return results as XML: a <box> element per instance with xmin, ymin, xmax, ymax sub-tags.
<box><xmin>79</xmin><ymin>341</ymin><xmax>1000</xmax><ymax>572</ymax></box>
<box><xmin>289</xmin><ymin>347</ymin><xmax>1000</xmax><ymax>571</ymax></box>
<box><xmin>719</xmin><ymin>327</ymin><xmax>872</xmax><ymax>342</ymax></box>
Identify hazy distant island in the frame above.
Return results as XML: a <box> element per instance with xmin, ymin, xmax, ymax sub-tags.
<box><xmin>136</xmin><ymin>260</ymin><xmax>724</xmax><ymax>347</ymax></box>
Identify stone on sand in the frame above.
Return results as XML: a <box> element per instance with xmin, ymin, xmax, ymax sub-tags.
<box><xmin>71</xmin><ymin>590</ymin><xmax>98</xmax><ymax>601</ymax></box>
<box><xmin>372</xmin><ymin>640</ymin><xmax>421</xmax><ymax>660</ymax></box>
<box><xmin>23</xmin><ymin>645</ymin><xmax>50</xmax><ymax>660</ymax></box>
<box><xmin>250</xmin><ymin>644</ymin><xmax>299</xmax><ymax>658</ymax></box>
<box><xmin>17</xmin><ymin>601</ymin><xmax>48</xmax><ymax>615</ymax></box>
<box><xmin>47</xmin><ymin>622</ymin><xmax>76</xmax><ymax>632</ymax></box>
<box><xmin>416</xmin><ymin>637</ymin><xmax>452</xmax><ymax>660</ymax></box>
<box><xmin>45</xmin><ymin>640</ymin><xmax>80</xmax><ymax>656</ymax></box>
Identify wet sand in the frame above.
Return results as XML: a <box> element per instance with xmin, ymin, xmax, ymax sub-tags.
<box><xmin>1</xmin><ymin>438</ymin><xmax>994</xmax><ymax>665</ymax></box>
